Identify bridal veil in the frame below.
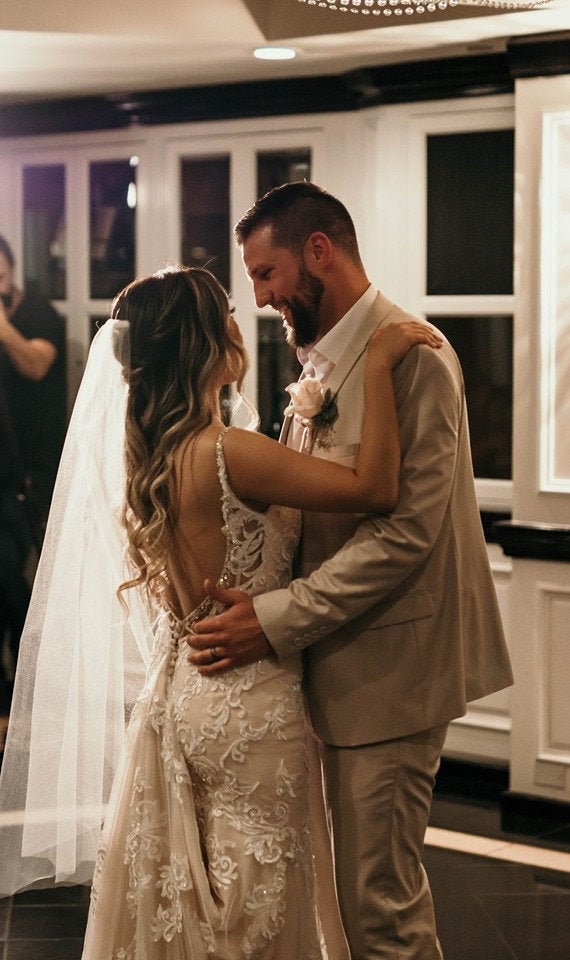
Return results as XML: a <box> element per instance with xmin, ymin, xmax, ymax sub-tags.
<box><xmin>0</xmin><ymin>318</ymin><xmax>153</xmax><ymax>897</ymax></box>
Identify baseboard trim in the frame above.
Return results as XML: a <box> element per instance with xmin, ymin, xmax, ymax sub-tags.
<box><xmin>501</xmin><ymin>790</ymin><xmax>570</xmax><ymax>836</ymax></box>
<box><xmin>434</xmin><ymin>758</ymin><xmax>570</xmax><ymax>838</ymax></box>
<box><xmin>434</xmin><ymin>757</ymin><xmax>508</xmax><ymax>804</ymax></box>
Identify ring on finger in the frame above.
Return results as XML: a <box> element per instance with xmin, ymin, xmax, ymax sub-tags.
<box><xmin>209</xmin><ymin>645</ymin><xmax>222</xmax><ymax>663</ymax></box>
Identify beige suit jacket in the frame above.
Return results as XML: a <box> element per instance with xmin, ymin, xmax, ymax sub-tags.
<box><xmin>254</xmin><ymin>292</ymin><xmax>514</xmax><ymax>746</ymax></box>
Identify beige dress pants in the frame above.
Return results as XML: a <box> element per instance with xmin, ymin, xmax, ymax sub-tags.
<box><xmin>322</xmin><ymin>723</ymin><xmax>448</xmax><ymax>960</ymax></box>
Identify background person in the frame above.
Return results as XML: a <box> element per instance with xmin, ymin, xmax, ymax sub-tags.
<box><xmin>0</xmin><ymin>234</ymin><xmax>66</xmax><ymax>685</ymax></box>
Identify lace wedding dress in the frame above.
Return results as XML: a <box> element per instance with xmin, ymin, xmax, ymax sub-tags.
<box><xmin>82</xmin><ymin>429</ymin><xmax>341</xmax><ymax>960</ymax></box>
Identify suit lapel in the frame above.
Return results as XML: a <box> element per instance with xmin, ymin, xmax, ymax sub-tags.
<box><xmin>278</xmin><ymin>291</ymin><xmax>397</xmax><ymax>446</ymax></box>
<box><xmin>279</xmin><ymin>414</ymin><xmax>294</xmax><ymax>445</ymax></box>
<box><xmin>325</xmin><ymin>291</ymin><xmax>396</xmax><ymax>399</ymax></box>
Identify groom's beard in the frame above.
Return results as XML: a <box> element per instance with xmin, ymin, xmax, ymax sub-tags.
<box><xmin>283</xmin><ymin>266</ymin><xmax>324</xmax><ymax>349</ymax></box>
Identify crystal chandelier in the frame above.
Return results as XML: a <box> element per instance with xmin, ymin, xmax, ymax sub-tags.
<box><xmin>297</xmin><ymin>0</ymin><xmax>554</xmax><ymax>17</ymax></box>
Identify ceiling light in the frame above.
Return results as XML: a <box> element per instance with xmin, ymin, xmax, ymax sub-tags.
<box><xmin>254</xmin><ymin>46</ymin><xmax>297</xmax><ymax>60</ymax></box>
<box><xmin>297</xmin><ymin>0</ymin><xmax>554</xmax><ymax>16</ymax></box>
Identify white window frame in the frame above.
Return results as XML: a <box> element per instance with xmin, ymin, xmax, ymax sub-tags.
<box><xmin>368</xmin><ymin>94</ymin><xmax>515</xmax><ymax>513</ymax></box>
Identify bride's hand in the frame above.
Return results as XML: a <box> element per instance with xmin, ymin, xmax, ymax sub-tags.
<box><xmin>367</xmin><ymin>321</ymin><xmax>443</xmax><ymax>370</ymax></box>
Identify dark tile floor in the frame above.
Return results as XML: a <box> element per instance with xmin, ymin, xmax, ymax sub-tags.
<box><xmin>2</xmin><ymin>675</ymin><xmax>570</xmax><ymax>959</ymax></box>
<box><xmin>2</xmin><ymin>827</ymin><xmax>569</xmax><ymax>960</ymax></box>
<box><xmin>426</xmin><ymin>844</ymin><xmax>570</xmax><ymax>960</ymax></box>
<box><xmin>0</xmin><ymin>886</ymin><xmax>90</xmax><ymax>960</ymax></box>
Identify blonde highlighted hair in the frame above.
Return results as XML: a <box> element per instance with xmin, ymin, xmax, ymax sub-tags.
<box><xmin>112</xmin><ymin>266</ymin><xmax>248</xmax><ymax>598</ymax></box>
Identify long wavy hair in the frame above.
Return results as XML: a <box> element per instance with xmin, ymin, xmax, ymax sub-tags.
<box><xmin>111</xmin><ymin>265</ymin><xmax>248</xmax><ymax>599</ymax></box>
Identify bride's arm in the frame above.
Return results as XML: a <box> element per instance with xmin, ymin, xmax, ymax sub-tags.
<box><xmin>223</xmin><ymin>321</ymin><xmax>442</xmax><ymax>514</ymax></box>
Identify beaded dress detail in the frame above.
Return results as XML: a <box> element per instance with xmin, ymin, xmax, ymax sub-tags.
<box><xmin>81</xmin><ymin>429</ymin><xmax>331</xmax><ymax>959</ymax></box>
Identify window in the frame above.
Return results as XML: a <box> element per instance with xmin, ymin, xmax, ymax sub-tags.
<box><xmin>180</xmin><ymin>155</ymin><xmax>231</xmax><ymax>291</ymax></box>
<box><xmin>90</xmin><ymin>159</ymin><xmax>137</xmax><ymax>300</ymax></box>
<box><xmin>255</xmin><ymin>148</ymin><xmax>311</xmax><ymax>436</ymax></box>
<box><xmin>257</xmin><ymin>149</ymin><xmax>311</xmax><ymax>199</ymax></box>
<box><xmin>425</xmin><ymin>125</ymin><xmax>514</xmax><ymax>485</ymax></box>
<box><xmin>428</xmin><ymin>315</ymin><xmax>512</xmax><ymax>480</ymax></box>
<box><xmin>257</xmin><ymin>317</ymin><xmax>301</xmax><ymax>439</ymax></box>
<box><xmin>23</xmin><ymin>164</ymin><xmax>66</xmax><ymax>301</ymax></box>
<box><xmin>427</xmin><ymin>130</ymin><xmax>514</xmax><ymax>296</ymax></box>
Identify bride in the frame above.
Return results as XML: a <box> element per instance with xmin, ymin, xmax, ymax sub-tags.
<box><xmin>0</xmin><ymin>266</ymin><xmax>441</xmax><ymax>958</ymax></box>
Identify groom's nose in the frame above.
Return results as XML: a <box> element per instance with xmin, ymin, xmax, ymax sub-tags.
<box><xmin>253</xmin><ymin>280</ymin><xmax>272</xmax><ymax>309</ymax></box>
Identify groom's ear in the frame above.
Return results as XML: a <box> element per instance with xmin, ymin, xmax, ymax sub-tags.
<box><xmin>303</xmin><ymin>232</ymin><xmax>333</xmax><ymax>270</ymax></box>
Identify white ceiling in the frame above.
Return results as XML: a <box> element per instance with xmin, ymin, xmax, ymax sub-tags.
<box><xmin>0</xmin><ymin>0</ymin><xmax>569</xmax><ymax>105</ymax></box>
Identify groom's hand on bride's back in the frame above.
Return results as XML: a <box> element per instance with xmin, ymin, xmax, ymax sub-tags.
<box><xmin>186</xmin><ymin>580</ymin><xmax>271</xmax><ymax>673</ymax></box>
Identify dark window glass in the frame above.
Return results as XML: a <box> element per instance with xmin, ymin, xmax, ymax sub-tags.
<box><xmin>255</xmin><ymin>149</ymin><xmax>310</xmax><ymax>432</ymax></box>
<box><xmin>23</xmin><ymin>165</ymin><xmax>66</xmax><ymax>301</ymax></box>
<box><xmin>180</xmin><ymin>156</ymin><xmax>230</xmax><ymax>292</ymax></box>
<box><xmin>257</xmin><ymin>149</ymin><xmax>311</xmax><ymax>199</ymax></box>
<box><xmin>90</xmin><ymin>159</ymin><xmax>137</xmax><ymax>299</ymax></box>
<box><xmin>427</xmin><ymin>130</ymin><xmax>514</xmax><ymax>295</ymax></box>
<box><xmin>429</xmin><ymin>315</ymin><xmax>513</xmax><ymax>480</ymax></box>
<box><xmin>257</xmin><ymin>317</ymin><xmax>301</xmax><ymax>440</ymax></box>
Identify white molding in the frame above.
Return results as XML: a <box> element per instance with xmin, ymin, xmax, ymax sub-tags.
<box><xmin>445</xmin><ymin>721</ymin><xmax>511</xmax><ymax>765</ymax></box>
<box><xmin>476</xmin><ymin>479</ymin><xmax>513</xmax><ymax>513</ymax></box>
<box><xmin>539</xmin><ymin>583</ymin><xmax>570</xmax><ymax>757</ymax></box>
<box><xmin>539</xmin><ymin>110</ymin><xmax>570</xmax><ymax>494</ymax></box>
<box><xmin>421</xmin><ymin>295</ymin><xmax>514</xmax><ymax>316</ymax></box>
<box><xmin>509</xmin><ymin>558</ymin><xmax>570</xmax><ymax>803</ymax></box>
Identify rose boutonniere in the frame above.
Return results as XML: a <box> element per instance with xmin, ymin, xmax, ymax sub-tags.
<box><xmin>284</xmin><ymin>377</ymin><xmax>339</xmax><ymax>449</ymax></box>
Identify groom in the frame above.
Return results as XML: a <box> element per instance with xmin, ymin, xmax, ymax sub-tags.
<box><xmin>189</xmin><ymin>182</ymin><xmax>513</xmax><ymax>958</ymax></box>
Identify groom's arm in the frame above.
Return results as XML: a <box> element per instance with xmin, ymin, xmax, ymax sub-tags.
<box><xmin>258</xmin><ymin>345</ymin><xmax>462</xmax><ymax>657</ymax></box>
<box><xmin>189</xmin><ymin>346</ymin><xmax>460</xmax><ymax>670</ymax></box>
<box><xmin>188</xmin><ymin>486</ymin><xmax>451</xmax><ymax>673</ymax></box>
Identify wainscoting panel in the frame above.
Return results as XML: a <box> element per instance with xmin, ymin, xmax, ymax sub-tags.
<box><xmin>445</xmin><ymin>544</ymin><xmax>513</xmax><ymax>764</ymax></box>
<box><xmin>510</xmin><ymin>561</ymin><xmax>570</xmax><ymax>804</ymax></box>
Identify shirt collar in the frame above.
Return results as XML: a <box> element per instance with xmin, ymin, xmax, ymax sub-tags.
<box><xmin>298</xmin><ymin>284</ymin><xmax>376</xmax><ymax>378</ymax></box>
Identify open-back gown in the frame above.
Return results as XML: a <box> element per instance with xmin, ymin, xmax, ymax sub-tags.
<box><xmin>81</xmin><ymin>428</ymin><xmax>337</xmax><ymax>960</ymax></box>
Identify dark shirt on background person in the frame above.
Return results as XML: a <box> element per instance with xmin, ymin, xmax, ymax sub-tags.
<box><xmin>0</xmin><ymin>292</ymin><xmax>67</xmax><ymax>519</ymax></box>
<box><xmin>0</xmin><ymin>233</ymin><xmax>66</xmax><ymax>685</ymax></box>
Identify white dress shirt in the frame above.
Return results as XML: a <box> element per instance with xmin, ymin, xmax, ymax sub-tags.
<box><xmin>289</xmin><ymin>284</ymin><xmax>376</xmax><ymax>451</ymax></box>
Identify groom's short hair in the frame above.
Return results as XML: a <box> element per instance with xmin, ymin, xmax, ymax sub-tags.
<box><xmin>234</xmin><ymin>181</ymin><xmax>362</xmax><ymax>266</ymax></box>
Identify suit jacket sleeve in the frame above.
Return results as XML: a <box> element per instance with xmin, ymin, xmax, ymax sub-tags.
<box><xmin>254</xmin><ymin>343</ymin><xmax>465</xmax><ymax>659</ymax></box>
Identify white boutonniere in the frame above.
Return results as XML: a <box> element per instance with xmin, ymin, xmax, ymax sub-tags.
<box><xmin>284</xmin><ymin>376</ymin><xmax>339</xmax><ymax>449</ymax></box>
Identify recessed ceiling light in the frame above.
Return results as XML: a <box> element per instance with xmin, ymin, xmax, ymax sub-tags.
<box><xmin>253</xmin><ymin>47</ymin><xmax>296</xmax><ymax>61</ymax></box>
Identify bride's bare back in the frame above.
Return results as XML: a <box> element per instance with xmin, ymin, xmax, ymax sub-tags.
<box><xmin>166</xmin><ymin>423</ymin><xmax>230</xmax><ymax>616</ymax></box>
